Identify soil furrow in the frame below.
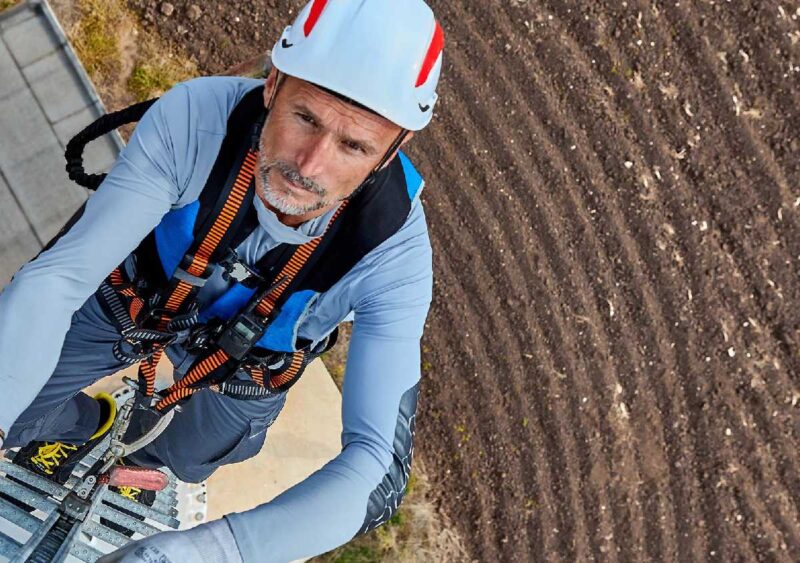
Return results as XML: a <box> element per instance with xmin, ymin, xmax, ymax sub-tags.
<box><xmin>440</xmin><ymin>40</ymin><xmax>642</xmax><ymax>560</ymax></box>
<box><xmin>133</xmin><ymin>2</ymin><xmax>800</xmax><ymax>560</ymax></box>
<box><xmin>536</xmin><ymin>0</ymin><xmax>800</xmax><ymax>532</ymax></box>
<box><xmin>421</xmin><ymin>120</ymin><xmax>594</xmax><ymax>561</ymax></box>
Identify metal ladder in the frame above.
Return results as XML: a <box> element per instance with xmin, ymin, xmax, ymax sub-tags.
<box><xmin>0</xmin><ymin>438</ymin><xmax>182</xmax><ymax>562</ymax></box>
<box><xmin>0</xmin><ymin>381</ymin><xmax>208</xmax><ymax>562</ymax></box>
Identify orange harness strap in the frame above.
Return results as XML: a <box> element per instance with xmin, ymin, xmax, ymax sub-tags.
<box><xmin>153</xmin><ymin>201</ymin><xmax>349</xmax><ymax>411</ymax></box>
<box><xmin>135</xmin><ymin>149</ymin><xmax>258</xmax><ymax>398</ymax></box>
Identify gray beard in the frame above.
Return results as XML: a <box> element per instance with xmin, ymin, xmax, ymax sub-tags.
<box><xmin>257</xmin><ymin>139</ymin><xmax>334</xmax><ymax>216</ymax></box>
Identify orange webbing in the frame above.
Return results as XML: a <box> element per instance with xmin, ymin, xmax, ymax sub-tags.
<box><xmin>269</xmin><ymin>351</ymin><xmax>305</xmax><ymax>389</ymax></box>
<box><xmin>163</xmin><ymin>150</ymin><xmax>256</xmax><ymax>313</ymax></box>
<box><xmin>108</xmin><ymin>266</ymin><xmax>158</xmax><ymax>395</ymax></box>
<box><xmin>154</xmin><ymin>386</ymin><xmax>197</xmax><ymax>411</ymax></box>
<box><xmin>109</xmin><ymin>268</ymin><xmax>125</xmax><ymax>287</ymax></box>
<box><xmin>129</xmin><ymin>297</ymin><xmax>145</xmax><ymax>323</ymax></box>
<box><xmin>109</xmin><ymin>268</ymin><xmax>137</xmax><ymax>298</ymax></box>
<box><xmin>249</xmin><ymin>366</ymin><xmax>265</xmax><ymax>387</ymax></box>
<box><xmin>154</xmin><ymin>348</ymin><xmax>230</xmax><ymax>411</ymax></box>
<box><xmin>130</xmin><ymin>149</ymin><xmax>257</xmax><ymax>398</ymax></box>
<box><xmin>138</xmin><ymin>350</ymin><xmax>161</xmax><ymax>396</ymax></box>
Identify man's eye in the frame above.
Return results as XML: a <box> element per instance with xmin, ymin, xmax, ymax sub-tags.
<box><xmin>345</xmin><ymin>141</ymin><xmax>365</xmax><ymax>153</ymax></box>
<box><xmin>297</xmin><ymin>113</ymin><xmax>316</xmax><ymax>125</ymax></box>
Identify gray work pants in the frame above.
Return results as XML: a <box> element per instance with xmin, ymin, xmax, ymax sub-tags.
<box><xmin>4</xmin><ymin>292</ymin><xmax>286</xmax><ymax>483</ymax></box>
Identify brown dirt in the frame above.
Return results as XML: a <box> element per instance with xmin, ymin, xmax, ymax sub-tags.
<box><xmin>125</xmin><ymin>1</ymin><xmax>800</xmax><ymax>561</ymax></box>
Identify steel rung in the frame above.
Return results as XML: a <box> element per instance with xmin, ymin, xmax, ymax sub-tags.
<box><xmin>0</xmin><ymin>496</ymin><xmax>42</xmax><ymax>533</ymax></box>
<box><xmin>157</xmin><ymin>486</ymin><xmax>178</xmax><ymax>501</ymax></box>
<box><xmin>0</xmin><ymin>529</ymin><xmax>22</xmax><ymax>558</ymax></box>
<box><xmin>96</xmin><ymin>487</ymin><xmax>178</xmax><ymax>519</ymax></box>
<box><xmin>0</xmin><ymin>479</ymin><xmax>57</xmax><ymax>514</ymax></box>
<box><xmin>81</xmin><ymin>520</ymin><xmax>130</xmax><ymax>548</ymax></box>
<box><xmin>150</xmin><ymin>495</ymin><xmax>177</xmax><ymax>514</ymax></box>
<box><xmin>98</xmin><ymin>489</ymin><xmax>179</xmax><ymax>528</ymax></box>
<box><xmin>93</xmin><ymin>503</ymin><xmax>161</xmax><ymax>537</ymax></box>
<box><xmin>0</xmin><ymin>461</ymin><xmax>70</xmax><ymax>499</ymax></box>
<box><xmin>69</xmin><ymin>540</ymin><xmax>104</xmax><ymax>563</ymax></box>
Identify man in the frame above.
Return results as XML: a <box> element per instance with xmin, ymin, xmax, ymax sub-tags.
<box><xmin>0</xmin><ymin>0</ymin><xmax>444</xmax><ymax>561</ymax></box>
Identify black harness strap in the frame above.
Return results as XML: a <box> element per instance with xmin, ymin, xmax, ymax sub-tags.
<box><xmin>67</xmin><ymin>82</ymin><xmax>420</xmax><ymax>410</ymax></box>
<box><xmin>96</xmin><ymin>88</ymin><xmax>266</xmax><ymax>398</ymax></box>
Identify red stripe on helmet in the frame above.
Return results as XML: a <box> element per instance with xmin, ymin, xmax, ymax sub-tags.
<box><xmin>303</xmin><ymin>0</ymin><xmax>329</xmax><ymax>37</ymax></box>
<box><xmin>415</xmin><ymin>21</ymin><xmax>444</xmax><ymax>88</ymax></box>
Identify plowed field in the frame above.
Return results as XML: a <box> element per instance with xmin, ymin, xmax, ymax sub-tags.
<box><xmin>129</xmin><ymin>1</ymin><xmax>800</xmax><ymax>560</ymax></box>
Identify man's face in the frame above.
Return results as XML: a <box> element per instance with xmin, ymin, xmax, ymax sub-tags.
<box><xmin>255</xmin><ymin>74</ymin><xmax>408</xmax><ymax>221</ymax></box>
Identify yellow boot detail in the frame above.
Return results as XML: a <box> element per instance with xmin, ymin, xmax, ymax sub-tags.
<box><xmin>89</xmin><ymin>392</ymin><xmax>117</xmax><ymax>440</ymax></box>
<box><xmin>116</xmin><ymin>486</ymin><xmax>142</xmax><ymax>501</ymax></box>
<box><xmin>30</xmin><ymin>442</ymin><xmax>79</xmax><ymax>475</ymax></box>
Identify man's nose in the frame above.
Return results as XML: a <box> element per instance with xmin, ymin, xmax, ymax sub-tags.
<box><xmin>295</xmin><ymin>135</ymin><xmax>332</xmax><ymax>180</ymax></box>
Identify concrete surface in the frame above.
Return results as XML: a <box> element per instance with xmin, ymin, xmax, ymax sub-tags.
<box><xmin>85</xmin><ymin>358</ymin><xmax>344</xmax><ymax>522</ymax></box>
<box><xmin>0</xmin><ymin>0</ymin><xmax>121</xmax><ymax>285</ymax></box>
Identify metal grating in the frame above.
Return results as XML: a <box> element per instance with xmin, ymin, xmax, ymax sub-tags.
<box><xmin>0</xmin><ymin>385</ymin><xmax>207</xmax><ymax>562</ymax></box>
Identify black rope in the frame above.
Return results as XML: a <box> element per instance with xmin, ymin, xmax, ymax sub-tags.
<box><xmin>64</xmin><ymin>97</ymin><xmax>158</xmax><ymax>190</ymax></box>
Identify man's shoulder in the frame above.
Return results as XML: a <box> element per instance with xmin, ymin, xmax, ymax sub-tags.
<box><xmin>167</xmin><ymin>76</ymin><xmax>264</xmax><ymax>134</ymax></box>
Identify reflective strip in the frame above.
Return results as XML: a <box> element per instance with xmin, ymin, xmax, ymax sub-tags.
<box><xmin>173</xmin><ymin>267</ymin><xmax>209</xmax><ymax>287</ymax></box>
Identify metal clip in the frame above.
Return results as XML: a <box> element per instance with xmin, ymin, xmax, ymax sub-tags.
<box><xmin>220</xmin><ymin>249</ymin><xmax>264</xmax><ymax>285</ymax></box>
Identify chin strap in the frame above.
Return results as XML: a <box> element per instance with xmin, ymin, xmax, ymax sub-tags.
<box><xmin>266</xmin><ymin>71</ymin><xmax>284</xmax><ymax>111</ymax></box>
<box><xmin>347</xmin><ymin>129</ymin><xmax>409</xmax><ymax>200</ymax></box>
<box><xmin>374</xmin><ymin>130</ymin><xmax>409</xmax><ymax>173</ymax></box>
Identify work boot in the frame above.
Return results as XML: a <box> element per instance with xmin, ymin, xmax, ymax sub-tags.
<box><xmin>102</xmin><ymin>459</ymin><xmax>157</xmax><ymax>537</ymax></box>
<box><xmin>0</xmin><ymin>393</ymin><xmax>116</xmax><ymax>512</ymax></box>
<box><xmin>11</xmin><ymin>392</ymin><xmax>117</xmax><ymax>485</ymax></box>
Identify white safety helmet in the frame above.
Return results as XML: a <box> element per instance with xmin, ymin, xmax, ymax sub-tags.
<box><xmin>271</xmin><ymin>0</ymin><xmax>444</xmax><ymax>131</ymax></box>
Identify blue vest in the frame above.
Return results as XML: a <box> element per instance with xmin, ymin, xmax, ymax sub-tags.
<box><xmin>133</xmin><ymin>86</ymin><xmax>424</xmax><ymax>354</ymax></box>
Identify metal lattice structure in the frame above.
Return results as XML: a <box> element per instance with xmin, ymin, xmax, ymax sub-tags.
<box><xmin>0</xmin><ymin>385</ymin><xmax>208</xmax><ymax>563</ymax></box>
<box><xmin>0</xmin><ymin>439</ymin><xmax>181</xmax><ymax>562</ymax></box>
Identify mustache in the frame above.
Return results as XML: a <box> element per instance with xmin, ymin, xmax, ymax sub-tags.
<box><xmin>259</xmin><ymin>158</ymin><xmax>327</xmax><ymax>197</ymax></box>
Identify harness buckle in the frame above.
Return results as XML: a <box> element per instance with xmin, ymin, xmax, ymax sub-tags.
<box><xmin>219</xmin><ymin>249</ymin><xmax>264</xmax><ymax>286</ymax></box>
<box><xmin>173</xmin><ymin>253</ymin><xmax>215</xmax><ymax>287</ymax></box>
<box><xmin>184</xmin><ymin>321</ymin><xmax>224</xmax><ymax>353</ymax></box>
<box><xmin>143</xmin><ymin>307</ymin><xmax>171</xmax><ymax>323</ymax></box>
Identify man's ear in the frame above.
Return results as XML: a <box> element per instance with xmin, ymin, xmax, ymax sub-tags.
<box><xmin>263</xmin><ymin>68</ymin><xmax>279</xmax><ymax>107</ymax></box>
<box><xmin>379</xmin><ymin>131</ymin><xmax>415</xmax><ymax>170</ymax></box>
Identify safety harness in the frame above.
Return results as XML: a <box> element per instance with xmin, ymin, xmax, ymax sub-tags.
<box><xmin>62</xmin><ymin>80</ymin><xmax>423</xmax><ymax>413</ymax></box>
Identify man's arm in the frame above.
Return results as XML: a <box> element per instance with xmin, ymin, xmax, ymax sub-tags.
<box><xmin>225</xmin><ymin>232</ymin><xmax>433</xmax><ymax>562</ymax></box>
<box><xmin>0</xmin><ymin>84</ymin><xmax>196</xmax><ymax>435</ymax></box>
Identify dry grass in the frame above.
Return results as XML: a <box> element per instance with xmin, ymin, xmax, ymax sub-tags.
<box><xmin>0</xmin><ymin>0</ymin><xmax>20</xmax><ymax>13</ymax></box>
<box><xmin>126</xmin><ymin>39</ymin><xmax>196</xmax><ymax>102</ymax></box>
<box><xmin>68</xmin><ymin>0</ymin><xmax>125</xmax><ymax>78</ymax></box>
<box><xmin>52</xmin><ymin>0</ymin><xmax>197</xmax><ymax>113</ymax></box>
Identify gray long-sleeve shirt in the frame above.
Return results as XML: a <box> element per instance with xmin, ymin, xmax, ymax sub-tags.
<box><xmin>0</xmin><ymin>76</ymin><xmax>432</xmax><ymax>561</ymax></box>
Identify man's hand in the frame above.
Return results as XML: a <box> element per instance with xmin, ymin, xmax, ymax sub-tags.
<box><xmin>97</xmin><ymin>519</ymin><xmax>243</xmax><ymax>563</ymax></box>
